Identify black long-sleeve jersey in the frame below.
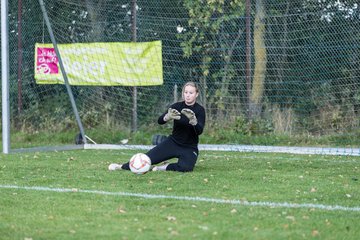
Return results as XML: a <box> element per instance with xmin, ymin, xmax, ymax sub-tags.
<box><xmin>158</xmin><ymin>101</ymin><xmax>205</xmax><ymax>147</ymax></box>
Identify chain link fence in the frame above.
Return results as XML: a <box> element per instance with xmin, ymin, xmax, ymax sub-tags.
<box><xmin>2</xmin><ymin>0</ymin><xmax>360</xmax><ymax>150</ymax></box>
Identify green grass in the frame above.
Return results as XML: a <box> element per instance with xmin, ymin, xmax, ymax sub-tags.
<box><xmin>0</xmin><ymin>150</ymin><xmax>359</xmax><ymax>239</ymax></box>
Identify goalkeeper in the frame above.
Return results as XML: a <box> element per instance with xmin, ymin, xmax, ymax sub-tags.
<box><xmin>109</xmin><ymin>81</ymin><xmax>206</xmax><ymax>172</ymax></box>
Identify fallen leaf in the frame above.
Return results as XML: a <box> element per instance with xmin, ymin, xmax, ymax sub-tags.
<box><xmin>170</xmin><ymin>230</ymin><xmax>179</xmax><ymax>235</ymax></box>
<box><xmin>286</xmin><ymin>216</ymin><xmax>295</xmax><ymax>221</ymax></box>
<box><xmin>311</xmin><ymin>230</ymin><xmax>319</xmax><ymax>236</ymax></box>
<box><xmin>120</xmin><ymin>139</ymin><xmax>129</xmax><ymax>144</ymax></box>
<box><xmin>117</xmin><ymin>208</ymin><xmax>126</xmax><ymax>214</ymax></box>
<box><xmin>198</xmin><ymin>225</ymin><xmax>209</xmax><ymax>231</ymax></box>
<box><xmin>167</xmin><ymin>216</ymin><xmax>176</xmax><ymax>221</ymax></box>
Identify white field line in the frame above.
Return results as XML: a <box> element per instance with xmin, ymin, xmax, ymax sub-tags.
<box><xmin>1</xmin><ymin>184</ymin><xmax>359</xmax><ymax>212</ymax></box>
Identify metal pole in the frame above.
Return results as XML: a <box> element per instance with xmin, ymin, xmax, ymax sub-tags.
<box><xmin>38</xmin><ymin>0</ymin><xmax>87</xmax><ymax>144</ymax></box>
<box><xmin>17</xmin><ymin>0</ymin><xmax>23</xmax><ymax>115</ymax></box>
<box><xmin>131</xmin><ymin>0</ymin><xmax>138</xmax><ymax>132</ymax></box>
<box><xmin>173</xmin><ymin>84</ymin><xmax>178</xmax><ymax>103</ymax></box>
<box><xmin>1</xmin><ymin>0</ymin><xmax>10</xmax><ymax>153</ymax></box>
<box><xmin>246</xmin><ymin>0</ymin><xmax>252</xmax><ymax>118</ymax></box>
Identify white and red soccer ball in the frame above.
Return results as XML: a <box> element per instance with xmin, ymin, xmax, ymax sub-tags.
<box><xmin>129</xmin><ymin>153</ymin><xmax>151</xmax><ymax>174</ymax></box>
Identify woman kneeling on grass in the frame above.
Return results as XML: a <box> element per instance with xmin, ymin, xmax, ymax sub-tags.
<box><xmin>108</xmin><ymin>81</ymin><xmax>206</xmax><ymax>172</ymax></box>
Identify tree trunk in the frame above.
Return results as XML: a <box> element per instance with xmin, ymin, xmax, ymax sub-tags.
<box><xmin>249</xmin><ymin>0</ymin><xmax>267</xmax><ymax>119</ymax></box>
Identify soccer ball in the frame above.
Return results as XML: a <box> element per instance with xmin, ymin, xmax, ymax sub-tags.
<box><xmin>129</xmin><ymin>153</ymin><xmax>151</xmax><ymax>174</ymax></box>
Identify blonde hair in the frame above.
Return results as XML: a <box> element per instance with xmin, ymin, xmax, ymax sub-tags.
<box><xmin>181</xmin><ymin>81</ymin><xmax>199</xmax><ymax>97</ymax></box>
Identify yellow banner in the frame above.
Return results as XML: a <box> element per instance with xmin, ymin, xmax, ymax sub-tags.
<box><xmin>34</xmin><ymin>41</ymin><xmax>163</xmax><ymax>86</ymax></box>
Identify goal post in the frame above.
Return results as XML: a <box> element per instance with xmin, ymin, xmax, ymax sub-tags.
<box><xmin>1</xmin><ymin>0</ymin><xmax>10</xmax><ymax>154</ymax></box>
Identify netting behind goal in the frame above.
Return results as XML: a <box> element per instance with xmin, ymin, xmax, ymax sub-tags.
<box><xmin>4</xmin><ymin>0</ymin><xmax>360</xmax><ymax>155</ymax></box>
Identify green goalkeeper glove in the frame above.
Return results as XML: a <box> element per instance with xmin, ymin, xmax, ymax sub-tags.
<box><xmin>181</xmin><ymin>108</ymin><xmax>197</xmax><ymax>126</ymax></box>
<box><xmin>164</xmin><ymin>108</ymin><xmax>181</xmax><ymax>121</ymax></box>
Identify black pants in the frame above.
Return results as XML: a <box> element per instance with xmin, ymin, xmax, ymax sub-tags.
<box><xmin>122</xmin><ymin>137</ymin><xmax>199</xmax><ymax>172</ymax></box>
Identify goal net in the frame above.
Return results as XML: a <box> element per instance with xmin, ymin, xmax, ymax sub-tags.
<box><xmin>3</xmin><ymin>0</ymin><xmax>360</xmax><ymax>155</ymax></box>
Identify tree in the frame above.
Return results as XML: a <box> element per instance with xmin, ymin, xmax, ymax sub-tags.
<box><xmin>179</xmin><ymin>0</ymin><xmax>245</xmax><ymax>117</ymax></box>
<box><xmin>249</xmin><ymin>0</ymin><xmax>267</xmax><ymax>118</ymax></box>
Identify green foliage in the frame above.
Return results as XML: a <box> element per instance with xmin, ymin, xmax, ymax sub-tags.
<box><xmin>9</xmin><ymin>103</ymin><xmax>360</xmax><ymax>149</ymax></box>
<box><xmin>14</xmin><ymin>92</ymin><xmax>75</xmax><ymax>133</ymax></box>
<box><xmin>179</xmin><ymin>0</ymin><xmax>246</xmax><ymax>115</ymax></box>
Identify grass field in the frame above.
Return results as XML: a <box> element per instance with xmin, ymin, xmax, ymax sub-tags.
<box><xmin>0</xmin><ymin>149</ymin><xmax>359</xmax><ymax>239</ymax></box>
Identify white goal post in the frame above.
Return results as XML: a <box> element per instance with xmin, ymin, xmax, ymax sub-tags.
<box><xmin>2</xmin><ymin>0</ymin><xmax>10</xmax><ymax>154</ymax></box>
